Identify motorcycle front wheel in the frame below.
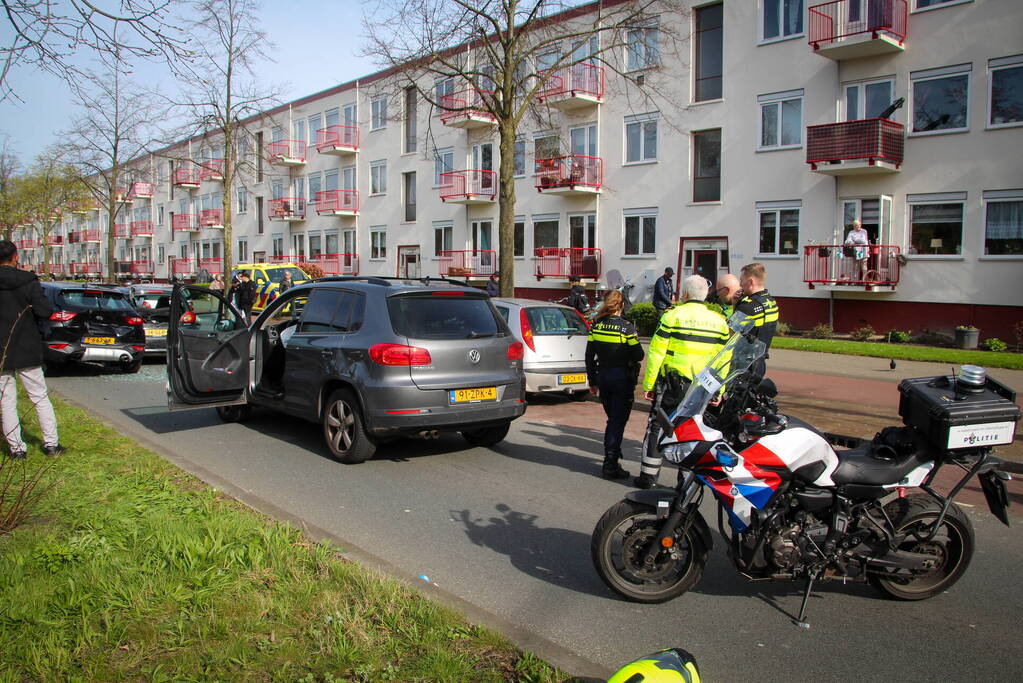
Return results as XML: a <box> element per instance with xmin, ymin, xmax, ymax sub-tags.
<box><xmin>591</xmin><ymin>500</ymin><xmax>708</xmax><ymax>603</ymax></box>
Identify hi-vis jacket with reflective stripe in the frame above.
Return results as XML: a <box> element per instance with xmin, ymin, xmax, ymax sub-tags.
<box><xmin>585</xmin><ymin>315</ymin><xmax>644</xmax><ymax>386</ymax></box>
<box><xmin>735</xmin><ymin>289</ymin><xmax>779</xmax><ymax>353</ymax></box>
<box><xmin>643</xmin><ymin>300</ymin><xmax>729</xmax><ymax>392</ymax></box>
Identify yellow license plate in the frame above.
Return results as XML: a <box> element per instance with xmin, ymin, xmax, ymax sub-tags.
<box><xmin>559</xmin><ymin>373</ymin><xmax>587</xmax><ymax>385</ymax></box>
<box><xmin>146</xmin><ymin>328</ymin><xmax>168</xmax><ymax>337</ymax></box>
<box><xmin>83</xmin><ymin>337</ymin><xmax>115</xmax><ymax>345</ymax></box>
<box><xmin>449</xmin><ymin>387</ymin><xmax>497</xmax><ymax>404</ymax></box>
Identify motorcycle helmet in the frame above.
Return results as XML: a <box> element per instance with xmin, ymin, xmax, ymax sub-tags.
<box><xmin>606</xmin><ymin>648</ymin><xmax>701</xmax><ymax>683</ymax></box>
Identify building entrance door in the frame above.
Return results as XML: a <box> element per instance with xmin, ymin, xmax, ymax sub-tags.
<box><xmin>693</xmin><ymin>250</ymin><xmax>718</xmax><ymax>283</ymax></box>
<box><xmin>397</xmin><ymin>245</ymin><xmax>421</xmax><ymax>278</ymax></box>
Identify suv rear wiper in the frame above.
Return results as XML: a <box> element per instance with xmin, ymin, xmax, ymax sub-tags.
<box><xmin>466</xmin><ymin>331</ymin><xmax>496</xmax><ymax>339</ymax></box>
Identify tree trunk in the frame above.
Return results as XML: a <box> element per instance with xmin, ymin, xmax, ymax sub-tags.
<box><xmin>497</xmin><ymin>120</ymin><xmax>517</xmax><ymax>298</ymax></box>
<box><xmin>223</xmin><ymin>130</ymin><xmax>234</xmax><ymax>275</ymax></box>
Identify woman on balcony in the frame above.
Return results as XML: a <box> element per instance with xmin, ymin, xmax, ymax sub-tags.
<box><xmin>844</xmin><ymin>219</ymin><xmax>870</xmax><ymax>282</ymax></box>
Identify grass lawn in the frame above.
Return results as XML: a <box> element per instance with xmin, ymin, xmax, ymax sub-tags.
<box><xmin>772</xmin><ymin>337</ymin><xmax>1023</xmax><ymax>370</ymax></box>
<box><xmin>0</xmin><ymin>395</ymin><xmax>564</xmax><ymax>682</ymax></box>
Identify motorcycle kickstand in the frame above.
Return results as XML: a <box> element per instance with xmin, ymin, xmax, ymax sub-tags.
<box><xmin>793</xmin><ymin>572</ymin><xmax>818</xmax><ymax>630</ymax></box>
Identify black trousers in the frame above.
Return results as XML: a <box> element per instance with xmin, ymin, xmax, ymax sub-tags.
<box><xmin>598</xmin><ymin>369</ymin><xmax>635</xmax><ymax>460</ymax></box>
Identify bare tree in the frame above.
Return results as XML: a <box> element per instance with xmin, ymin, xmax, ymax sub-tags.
<box><xmin>363</xmin><ymin>0</ymin><xmax>686</xmax><ymax>296</ymax></box>
<box><xmin>0</xmin><ymin>0</ymin><xmax>186</xmax><ymax>102</ymax></box>
<box><xmin>0</xmin><ymin>137</ymin><xmax>27</xmax><ymax>241</ymax></box>
<box><xmin>167</xmin><ymin>0</ymin><xmax>282</xmax><ymax>276</ymax></box>
<box><xmin>17</xmin><ymin>151</ymin><xmax>89</xmax><ymax>276</ymax></box>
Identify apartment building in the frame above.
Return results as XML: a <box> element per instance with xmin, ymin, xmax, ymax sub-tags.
<box><xmin>15</xmin><ymin>0</ymin><xmax>1023</xmax><ymax>338</ymax></box>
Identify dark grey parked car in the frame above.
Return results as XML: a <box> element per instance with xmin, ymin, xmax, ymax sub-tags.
<box><xmin>166</xmin><ymin>276</ymin><xmax>526</xmax><ymax>463</ymax></box>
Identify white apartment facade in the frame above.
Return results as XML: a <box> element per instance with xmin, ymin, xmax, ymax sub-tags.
<box><xmin>16</xmin><ymin>0</ymin><xmax>1023</xmax><ymax>338</ymax></box>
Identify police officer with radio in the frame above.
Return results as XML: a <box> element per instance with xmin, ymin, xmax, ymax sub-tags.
<box><xmin>586</xmin><ymin>290</ymin><xmax>644</xmax><ymax>480</ymax></box>
<box><xmin>735</xmin><ymin>262</ymin><xmax>779</xmax><ymax>379</ymax></box>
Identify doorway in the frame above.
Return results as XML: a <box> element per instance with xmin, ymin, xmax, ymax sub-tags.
<box><xmin>693</xmin><ymin>250</ymin><xmax>718</xmax><ymax>283</ymax></box>
<box><xmin>397</xmin><ymin>245</ymin><xmax>421</xmax><ymax>278</ymax></box>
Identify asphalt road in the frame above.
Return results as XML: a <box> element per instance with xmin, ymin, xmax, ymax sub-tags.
<box><xmin>48</xmin><ymin>359</ymin><xmax>1023</xmax><ymax>682</ymax></box>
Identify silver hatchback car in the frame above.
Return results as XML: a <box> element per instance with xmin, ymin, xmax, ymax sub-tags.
<box><xmin>492</xmin><ymin>298</ymin><xmax>589</xmax><ymax>398</ymax></box>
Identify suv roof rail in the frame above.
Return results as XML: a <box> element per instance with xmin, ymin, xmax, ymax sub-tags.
<box><xmin>310</xmin><ymin>275</ymin><xmax>474</xmax><ymax>288</ymax></box>
<box><xmin>311</xmin><ymin>275</ymin><xmax>394</xmax><ymax>286</ymax></box>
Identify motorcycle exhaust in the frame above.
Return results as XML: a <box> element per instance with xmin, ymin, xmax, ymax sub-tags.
<box><xmin>119</xmin><ymin>354</ymin><xmax>131</xmax><ymax>363</ymax></box>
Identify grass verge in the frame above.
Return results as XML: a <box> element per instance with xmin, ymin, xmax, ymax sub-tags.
<box><xmin>0</xmin><ymin>395</ymin><xmax>564</xmax><ymax>682</ymax></box>
<box><xmin>772</xmin><ymin>337</ymin><xmax>1023</xmax><ymax>370</ymax></box>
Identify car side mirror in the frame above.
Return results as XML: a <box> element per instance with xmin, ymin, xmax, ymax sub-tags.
<box><xmin>180</xmin><ymin>311</ymin><xmax>196</xmax><ymax>325</ymax></box>
<box><xmin>257</xmin><ymin>278</ymin><xmax>265</xmax><ymax>285</ymax></box>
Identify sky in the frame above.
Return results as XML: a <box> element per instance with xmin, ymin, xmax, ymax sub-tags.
<box><xmin>0</xmin><ymin>0</ymin><xmax>379</xmax><ymax>167</ymax></box>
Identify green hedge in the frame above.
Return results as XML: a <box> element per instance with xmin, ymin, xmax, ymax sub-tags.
<box><xmin>625</xmin><ymin>302</ymin><xmax>659</xmax><ymax>337</ymax></box>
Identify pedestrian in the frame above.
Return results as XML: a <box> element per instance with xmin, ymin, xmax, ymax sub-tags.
<box><xmin>233</xmin><ymin>270</ymin><xmax>257</xmax><ymax>321</ymax></box>
<box><xmin>707</xmin><ymin>272</ymin><xmax>741</xmax><ymax>318</ymax></box>
<box><xmin>635</xmin><ymin>274</ymin><xmax>728</xmax><ymax>488</ymax></box>
<box><xmin>844</xmin><ymin>219</ymin><xmax>870</xmax><ymax>282</ymax></box>
<box><xmin>735</xmin><ymin>262</ymin><xmax>779</xmax><ymax>380</ymax></box>
<box><xmin>209</xmin><ymin>273</ymin><xmax>225</xmax><ymax>292</ymax></box>
<box><xmin>279</xmin><ymin>269</ymin><xmax>294</xmax><ymax>293</ymax></box>
<box><xmin>652</xmin><ymin>266</ymin><xmax>675</xmax><ymax>319</ymax></box>
<box><xmin>0</xmin><ymin>240</ymin><xmax>65</xmax><ymax>460</ymax></box>
<box><xmin>585</xmin><ymin>290</ymin><xmax>644</xmax><ymax>480</ymax></box>
<box><xmin>567</xmin><ymin>275</ymin><xmax>589</xmax><ymax>314</ymax></box>
<box><xmin>486</xmin><ymin>272</ymin><xmax>500</xmax><ymax>297</ymax></box>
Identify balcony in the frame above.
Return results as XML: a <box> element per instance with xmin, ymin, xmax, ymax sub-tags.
<box><xmin>440</xmin><ymin>90</ymin><xmax>497</xmax><ymax>129</ymax></box>
<box><xmin>198</xmin><ymin>258</ymin><xmax>223</xmax><ymax>275</ymax></box>
<box><xmin>538</xmin><ymin>63</ymin><xmax>605</xmax><ymax>111</ymax></box>
<box><xmin>198</xmin><ymin>159</ymin><xmax>224</xmax><ymax>182</ymax></box>
<box><xmin>535</xmin><ymin>155</ymin><xmax>603</xmax><ymax>195</ymax></box>
<box><xmin>267</xmin><ymin>140</ymin><xmax>306</xmax><ymax>166</ymax></box>
<box><xmin>439</xmin><ymin>170</ymin><xmax>497</xmax><ymax>204</ymax></box>
<box><xmin>439</xmin><ymin>250</ymin><xmax>497</xmax><ymax>278</ymax></box>
<box><xmin>269</xmin><ymin>254</ymin><xmax>301</xmax><ymax>264</ymax></box>
<box><xmin>15</xmin><ymin>238</ymin><xmax>38</xmax><ymax>249</ymax></box>
<box><xmin>45</xmin><ymin>234</ymin><xmax>64</xmax><ymax>246</ymax></box>
<box><xmin>129</xmin><ymin>181</ymin><xmax>153</xmax><ymax>199</ymax></box>
<box><xmin>199</xmin><ymin>208</ymin><xmax>224</xmax><ymax>229</ymax></box>
<box><xmin>69</xmin><ymin>199</ymin><xmax>98</xmax><ymax>214</ymax></box>
<box><xmin>130</xmin><ymin>260</ymin><xmax>155</xmax><ymax>276</ymax></box>
<box><xmin>48</xmin><ymin>263</ymin><xmax>65</xmax><ymax>276</ymax></box>
<box><xmin>172</xmin><ymin>214</ymin><xmax>200</xmax><ymax>233</ymax></box>
<box><xmin>130</xmin><ymin>220</ymin><xmax>154</xmax><ymax>237</ymax></box>
<box><xmin>69</xmin><ymin>229</ymin><xmax>102</xmax><ymax>244</ymax></box>
<box><xmin>809</xmin><ymin>0</ymin><xmax>907</xmax><ymax>60</ymax></box>
<box><xmin>113</xmin><ymin>187</ymin><xmax>132</xmax><ymax>204</ymax></box>
<box><xmin>173</xmin><ymin>168</ymin><xmax>200</xmax><ymax>189</ymax></box>
<box><xmin>315</xmin><ymin>190</ymin><xmax>359</xmax><ymax>217</ymax></box>
<box><xmin>315</xmin><ymin>125</ymin><xmax>359</xmax><ymax>155</ymax></box>
<box><xmin>803</xmin><ymin>244</ymin><xmax>901</xmax><ymax>291</ymax></box>
<box><xmin>70</xmin><ymin>261</ymin><xmax>102</xmax><ymax>277</ymax></box>
<box><xmin>114</xmin><ymin>223</ymin><xmax>130</xmax><ymax>239</ymax></box>
<box><xmin>170</xmin><ymin>258</ymin><xmax>194</xmax><ymax>276</ymax></box>
<box><xmin>309</xmin><ymin>253</ymin><xmax>359</xmax><ymax>276</ymax></box>
<box><xmin>806</xmin><ymin>118</ymin><xmax>904</xmax><ymax>175</ymax></box>
<box><xmin>269</xmin><ymin>197</ymin><xmax>306</xmax><ymax>221</ymax></box>
<box><xmin>534</xmin><ymin>247</ymin><xmax>601</xmax><ymax>280</ymax></box>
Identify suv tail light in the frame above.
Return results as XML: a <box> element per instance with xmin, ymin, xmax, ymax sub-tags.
<box><xmin>507</xmin><ymin>341</ymin><xmax>524</xmax><ymax>361</ymax></box>
<box><xmin>50</xmin><ymin>311</ymin><xmax>77</xmax><ymax>323</ymax></box>
<box><xmin>518</xmin><ymin>308</ymin><xmax>535</xmax><ymax>352</ymax></box>
<box><xmin>124</xmin><ymin>315</ymin><xmax>145</xmax><ymax>326</ymax></box>
<box><xmin>369</xmin><ymin>343</ymin><xmax>432</xmax><ymax>366</ymax></box>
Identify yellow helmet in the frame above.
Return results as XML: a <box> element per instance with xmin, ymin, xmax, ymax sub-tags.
<box><xmin>606</xmin><ymin>648</ymin><xmax>700</xmax><ymax>683</ymax></box>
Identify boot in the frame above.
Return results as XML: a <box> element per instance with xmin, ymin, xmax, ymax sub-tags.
<box><xmin>633</xmin><ymin>473</ymin><xmax>658</xmax><ymax>489</ymax></box>
<box><xmin>601</xmin><ymin>457</ymin><xmax>630</xmax><ymax>480</ymax></box>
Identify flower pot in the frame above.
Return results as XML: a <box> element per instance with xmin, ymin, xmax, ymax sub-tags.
<box><xmin>954</xmin><ymin>328</ymin><xmax>979</xmax><ymax>349</ymax></box>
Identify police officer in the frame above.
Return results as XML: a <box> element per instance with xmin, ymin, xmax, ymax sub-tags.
<box><xmin>735</xmin><ymin>262</ymin><xmax>779</xmax><ymax>379</ymax></box>
<box><xmin>635</xmin><ymin>275</ymin><xmax>728</xmax><ymax>488</ymax></box>
<box><xmin>707</xmin><ymin>272</ymin><xmax>741</xmax><ymax>318</ymax></box>
<box><xmin>585</xmin><ymin>290</ymin><xmax>644</xmax><ymax>480</ymax></box>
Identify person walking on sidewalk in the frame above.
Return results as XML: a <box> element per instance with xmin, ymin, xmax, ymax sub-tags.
<box><xmin>0</xmin><ymin>240</ymin><xmax>65</xmax><ymax>460</ymax></box>
<box><xmin>635</xmin><ymin>275</ymin><xmax>728</xmax><ymax>488</ymax></box>
<box><xmin>585</xmin><ymin>290</ymin><xmax>644</xmax><ymax>480</ymax></box>
<box><xmin>735</xmin><ymin>262</ymin><xmax>779</xmax><ymax>380</ymax></box>
<box><xmin>652</xmin><ymin>266</ymin><xmax>675</xmax><ymax>319</ymax></box>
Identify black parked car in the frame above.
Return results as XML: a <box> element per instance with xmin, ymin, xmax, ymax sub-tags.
<box><xmin>166</xmin><ymin>276</ymin><xmax>526</xmax><ymax>463</ymax></box>
<box><xmin>41</xmin><ymin>282</ymin><xmax>146</xmax><ymax>373</ymax></box>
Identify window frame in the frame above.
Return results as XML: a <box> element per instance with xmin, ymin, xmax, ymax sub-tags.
<box><xmin>758</xmin><ymin>90</ymin><xmax>803</xmax><ymax>151</ymax></box>
<box><xmin>909</xmin><ymin>64</ymin><xmax>972</xmax><ymax>137</ymax></box>
<box><xmin>906</xmin><ymin>193</ymin><xmax>967</xmax><ymax>258</ymax></box>
<box><xmin>981</xmin><ymin>190</ymin><xmax>1023</xmax><ymax>258</ymax></box>
<box><xmin>370</xmin><ymin>160</ymin><xmax>387</xmax><ymax>196</ymax></box>
<box><xmin>692</xmin><ymin>128</ymin><xmax>722</xmax><ymax>203</ymax></box>
<box><xmin>760</xmin><ymin>0</ymin><xmax>805</xmax><ymax>45</ymax></box>
<box><xmin>693</xmin><ymin>3</ymin><xmax>724</xmax><ymax>103</ymax></box>
<box><xmin>625</xmin><ymin>21</ymin><xmax>661</xmax><ymax>72</ymax></box>
<box><xmin>433</xmin><ymin>221</ymin><xmax>453</xmax><ymax>257</ymax></box>
<box><xmin>236</xmin><ymin>188</ymin><xmax>248</xmax><ymax>214</ymax></box>
<box><xmin>623</xmin><ymin>209</ymin><xmax>657</xmax><ymax>257</ymax></box>
<box><xmin>988</xmin><ymin>56</ymin><xmax>1023</xmax><ymax>129</ymax></box>
<box><xmin>912</xmin><ymin>0</ymin><xmax>974</xmax><ymax>13</ymax></box>
<box><xmin>624</xmin><ymin>113</ymin><xmax>659</xmax><ymax>164</ymax></box>
<box><xmin>433</xmin><ymin>147</ymin><xmax>454</xmax><ymax>187</ymax></box>
<box><xmin>755</xmin><ymin>201</ymin><xmax>801</xmax><ymax>257</ymax></box>
<box><xmin>370</xmin><ymin>227</ymin><xmax>387</xmax><ymax>260</ymax></box>
<box><xmin>513</xmin><ymin>138</ymin><xmax>527</xmax><ymax>178</ymax></box>
<box><xmin>370</xmin><ymin>95</ymin><xmax>388</xmax><ymax>131</ymax></box>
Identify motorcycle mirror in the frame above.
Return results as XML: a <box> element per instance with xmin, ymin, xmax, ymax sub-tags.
<box><xmin>758</xmin><ymin>378</ymin><xmax>779</xmax><ymax>398</ymax></box>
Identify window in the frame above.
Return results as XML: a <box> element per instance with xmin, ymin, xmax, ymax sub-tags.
<box><xmin>759</xmin><ymin>90</ymin><xmax>803</xmax><ymax>149</ymax></box>
<box><xmin>532</xmin><ymin>216</ymin><xmax>559</xmax><ymax>249</ymax></box>
<box><xmin>989</xmin><ymin>56</ymin><xmax>1023</xmax><ymax>127</ymax></box>
<box><xmin>983</xmin><ymin>190</ymin><xmax>1023</xmax><ymax>256</ymax></box>
<box><xmin>534</xmin><ymin>133</ymin><xmax>560</xmax><ymax>171</ymax></box>
<box><xmin>157</xmin><ymin>205</ymin><xmax>164</xmax><ymax>226</ymax></box>
<box><xmin>514</xmin><ymin>218</ymin><xmax>524</xmax><ymax>256</ymax></box>
<box><xmin>324</xmin><ymin>169</ymin><xmax>338</xmax><ymax>192</ymax></box>
<box><xmin>693</xmin><ymin>129</ymin><xmax>722</xmax><ymax>202</ymax></box>
<box><xmin>513</xmin><ymin>139</ymin><xmax>526</xmax><ymax>177</ymax></box>
<box><xmin>536</xmin><ymin>50</ymin><xmax>559</xmax><ymax>74</ymax></box>
<box><xmin>433</xmin><ymin>148</ymin><xmax>454</xmax><ymax>186</ymax></box>
<box><xmin>625</xmin><ymin>113</ymin><xmax>658</xmax><ymax>163</ymax></box>
<box><xmin>624</xmin><ymin>210</ymin><xmax>656</xmax><ymax>256</ymax></box>
<box><xmin>342</xmin><ymin>103</ymin><xmax>357</xmax><ymax>128</ymax></box>
<box><xmin>570</xmin><ymin>213</ymin><xmax>596</xmax><ymax>248</ymax></box>
<box><xmin>371</xmin><ymin>228</ymin><xmax>387</xmax><ymax>259</ymax></box>
<box><xmin>694</xmin><ymin>4</ymin><xmax>723</xmax><ymax>101</ymax></box>
<box><xmin>908</xmin><ymin>193</ymin><xmax>965</xmax><ymax>255</ymax></box>
<box><xmin>403</xmin><ymin>171</ymin><xmax>416</xmax><ymax>222</ymax></box>
<box><xmin>762</xmin><ymin>0</ymin><xmax>803</xmax><ymax>42</ymax></box>
<box><xmin>272</xmin><ymin>235</ymin><xmax>285</xmax><ymax>259</ymax></box>
<box><xmin>433</xmin><ymin>221</ymin><xmax>452</xmax><ymax>256</ymax></box>
<box><xmin>308</xmin><ymin>113</ymin><xmax>322</xmax><ymax>142</ymax></box>
<box><xmin>371</xmin><ymin>96</ymin><xmax>388</xmax><ymax>130</ymax></box>
<box><xmin>237</xmin><ymin>188</ymin><xmax>248</xmax><ymax>214</ymax></box>
<box><xmin>757</xmin><ymin>202</ymin><xmax>800</xmax><ymax>255</ymax></box>
<box><xmin>292</xmin><ymin>119</ymin><xmax>306</xmax><ymax>144</ymax></box>
<box><xmin>158</xmin><ymin>245</ymin><xmax>165</xmax><ymax>263</ymax></box>
<box><xmin>257</xmin><ymin>197</ymin><xmax>264</xmax><ymax>234</ymax></box>
<box><xmin>626</xmin><ymin>22</ymin><xmax>660</xmax><ymax>71</ymax></box>
<box><xmin>404</xmin><ymin>86</ymin><xmax>418</xmax><ymax>153</ymax></box>
<box><xmin>911</xmin><ymin>64</ymin><xmax>971</xmax><ymax>134</ymax></box>
<box><xmin>844</xmin><ymin>79</ymin><xmax>895</xmax><ymax>121</ymax></box>
<box><xmin>434</xmin><ymin>78</ymin><xmax>454</xmax><ymax>114</ymax></box>
<box><xmin>309</xmin><ymin>234</ymin><xmax>322</xmax><ymax>258</ymax></box>
<box><xmin>237</xmin><ymin>239</ymin><xmax>248</xmax><ymax>263</ymax></box>
<box><xmin>915</xmin><ymin>0</ymin><xmax>967</xmax><ymax>8</ymax></box>
<box><xmin>370</xmin><ymin>160</ymin><xmax>387</xmax><ymax>195</ymax></box>
<box><xmin>325</xmin><ymin>107</ymin><xmax>339</xmax><ymax>128</ymax></box>
<box><xmin>308</xmin><ymin>174</ymin><xmax>321</xmax><ymax>203</ymax></box>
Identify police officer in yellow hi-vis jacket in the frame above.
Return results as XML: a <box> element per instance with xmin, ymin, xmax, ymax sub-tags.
<box><xmin>636</xmin><ymin>275</ymin><xmax>729</xmax><ymax>488</ymax></box>
<box><xmin>735</xmin><ymin>262</ymin><xmax>779</xmax><ymax>380</ymax></box>
<box><xmin>585</xmin><ymin>290</ymin><xmax>644</xmax><ymax>480</ymax></box>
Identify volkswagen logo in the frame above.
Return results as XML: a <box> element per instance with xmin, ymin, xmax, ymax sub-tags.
<box><xmin>467</xmin><ymin>349</ymin><xmax>481</xmax><ymax>364</ymax></box>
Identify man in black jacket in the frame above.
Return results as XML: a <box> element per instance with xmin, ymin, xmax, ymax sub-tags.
<box><xmin>0</xmin><ymin>240</ymin><xmax>64</xmax><ymax>459</ymax></box>
<box><xmin>652</xmin><ymin>266</ymin><xmax>675</xmax><ymax>318</ymax></box>
<box><xmin>232</xmin><ymin>270</ymin><xmax>258</xmax><ymax>320</ymax></box>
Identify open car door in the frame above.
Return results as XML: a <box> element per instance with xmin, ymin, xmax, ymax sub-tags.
<box><xmin>167</xmin><ymin>284</ymin><xmax>251</xmax><ymax>411</ymax></box>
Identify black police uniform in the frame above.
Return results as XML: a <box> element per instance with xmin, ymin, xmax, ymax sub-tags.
<box><xmin>734</xmin><ymin>288</ymin><xmax>779</xmax><ymax>378</ymax></box>
<box><xmin>585</xmin><ymin>314</ymin><xmax>644</xmax><ymax>479</ymax></box>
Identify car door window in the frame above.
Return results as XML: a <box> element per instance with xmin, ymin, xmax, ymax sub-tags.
<box><xmin>331</xmin><ymin>291</ymin><xmax>365</xmax><ymax>333</ymax></box>
<box><xmin>298</xmin><ymin>288</ymin><xmax>348</xmax><ymax>333</ymax></box>
<box><xmin>179</xmin><ymin>288</ymin><xmax>243</xmax><ymax>333</ymax></box>
<box><xmin>494</xmin><ymin>305</ymin><xmax>510</xmax><ymax>323</ymax></box>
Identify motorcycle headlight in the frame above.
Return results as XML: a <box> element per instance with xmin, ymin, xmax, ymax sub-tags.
<box><xmin>661</xmin><ymin>441</ymin><xmax>695</xmax><ymax>464</ymax></box>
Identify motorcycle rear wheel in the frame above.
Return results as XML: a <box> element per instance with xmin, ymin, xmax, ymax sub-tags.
<box><xmin>868</xmin><ymin>494</ymin><xmax>975</xmax><ymax>601</ymax></box>
<box><xmin>591</xmin><ymin>500</ymin><xmax>708</xmax><ymax>603</ymax></box>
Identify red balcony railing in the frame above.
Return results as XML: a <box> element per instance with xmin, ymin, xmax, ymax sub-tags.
<box><xmin>172</xmin><ymin>214</ymin><xmax>199</xmax><ymax>232</ymax></box>
<box><xmin>315</xmin><ymin>125</ymin><xmax>359</xmax><ymax>153</ymax></box>
<box><xmin>535</xmin><ymin>155</ymin><xmax>603</xmax><ymax>191</ymax></box>
<box><xmin>267</xmin><ymin>140</ymin><xmax>306</xmax><ymax>164</ymax></box>
<box><xmin>47</xmin><ymin>263</ymin><xmax>65</xmax><ymax>275</ymax></box>
<box><xmin>268</xmin><ymin>197</ymin><xmax>306</xmax><ymax>220</ymax></box>
<box><xmin>534</xmin><ymin>247</ymin><xmax>602</xmax><ymax>280</ymax></box>
<box><xmin>309</xmin><ymin>253</ymin><xmax>359</xmax><ymax>276</ymax></box>
<box><xmin>129</xmin><ymin>181</ymin><xmax>153</xmax><ymax>199</ymax></box>
<box><xmin>170</xmin><ymin>258</ymin><xmax>194</xmax><ymax>275</ymax></box>
<box><xmin>806</xmin><ymin>118</ymin><xmax>904</xmax><ymax>169</ymax></box>
<box><xmin>200</xmin><ymin>208</ymin><xmax>224</xmax><ymax>227</ymax></box>
<box><xmin>439</xmin><ymin>170</ymin><xmax>497</xmax><ymax>202</ymax></box>
<box><xmin>131</xmin><ymin>260</ymin><xmax>155</xmax><ymax>275</ymax></box>
<box><xmin>809</xmin><ymin>0</ymin><xmax>907</xmax><ymax>50</ymax></box>
<box><xmin>113</xmin><ymin>187</ymin><xmax>131</xmax><ymax>202</ymax></box>
<box><xmin>439</xmin><ymin>90</ymin><xmax>496</xmax><ymax>125</ymax></box>
<box><xmin>198</xmin><ymin>159</ymin><xmax>224</xmax><ymax>181</ymax></box>
<box><xmin>114</xmin><ymin>223</ymin><xmax>130</xmax><ymax>238</ymax></box>
<box><xmin>45</xmin><ymin>234</ymin><xmax>64</xmax><ymax>246</ymax></box>
<box><xmin>539</xmin><ymin>63</ymin><xmax>605</xmax><ymax>103</ymax></box>
<box><xmin>130</xmin><ymin>220</ymin><xmax>154</xmax><ymax>237</ymax></box>
<box><xmin>439</xmin><ymin>250</ymin><xmax>497</xmax><ymax>278</ymax></box>
<box><xmin>69</xmin><ymin>199</ymin><xmax>99</xmax><ymax>213</ymax></box>
<box><xmin>315</xmin><ymin>190</ymin><xmax>359</xmax><ymax>214</ymax></box>
<box><xmin>15</xmin><ymin>238</ymin><xmax>38</xmax><ymax>249</ymax></box>
<box><xmin>173</xmin><ymin>168</ymin><xmax>200</xmax><ymax>187</ymax></box>
<box><xmin>803</xmin><ymin>244</ymin><xmax>901</xmax><ymax>287</ymax></box>
<box><xmin>198</xmin><ymin>258</ymin><xmax>223</xmax><ymax>275</ymax></box>
<box><xmin>70</xmin><ymin>261</ymin><xmax>102</xmax><ymax>276</ymax></box>
<box><xmin>69</xmin><ymin>229</ymin><xmax>102</xmax><ymax>243</ymax></box>
<box><xmin>269</xmin><ymin>254</ymin><xmax>300</xmax><ymax>264</ymax></box>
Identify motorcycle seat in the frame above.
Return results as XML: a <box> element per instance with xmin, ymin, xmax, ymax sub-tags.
<box><xmin>831</xmin><ymin>445</ymin><xmax>925</xmax><ymax>486</ymax></box>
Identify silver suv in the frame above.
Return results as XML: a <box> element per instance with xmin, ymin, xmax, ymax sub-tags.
<box><xmin>166</xmin><ymin>277</ymin><xmax>525</xmax><ymax>463</ymax></box>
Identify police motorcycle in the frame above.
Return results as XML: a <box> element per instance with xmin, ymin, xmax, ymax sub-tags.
<box><xmin>591</xmin><ymin>313</ymin><xmax>1018</xmax><ymax>624</ymax></box>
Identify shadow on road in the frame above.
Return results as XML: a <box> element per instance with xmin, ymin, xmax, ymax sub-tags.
<box><xmin>511</xmin><ymin>423</ymin><xmax>642</xmax><ymax>482</ymax></box>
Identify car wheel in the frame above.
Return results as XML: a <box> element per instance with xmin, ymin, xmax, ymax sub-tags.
<box><xmin>322</xmin><ymin>389</ymin><xmax>375</xmax><ymax>464</ymax></box>
<box><xmin>461</xmin><ymin>421</ymin><xmax>511</xmax><ymax>448</ymax></box>
<box><xmin>120</xmin><ymin>358</ymin><xmax>143</xmax><ymax>374</ymax></box>
<box><xmin>216</xmin><ymin>405</ymin><xmax>253</xmax><ymax>423</ymax></box>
